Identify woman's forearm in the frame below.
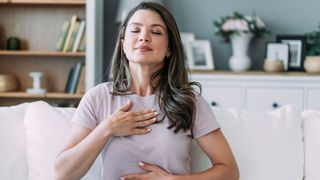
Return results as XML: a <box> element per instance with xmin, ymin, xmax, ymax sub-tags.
<box><xmin>55</xmin><ymin>123</ymin><xmax>113</xmax><ymax>180</ymax></box>
<box><xmin>171</xmin><ymin>163</ymin><xmax>239</xmax><ymax>180</ymax></box>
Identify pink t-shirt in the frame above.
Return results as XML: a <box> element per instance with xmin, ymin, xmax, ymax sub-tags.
<box><xmin>71</xmin><ymin>82</ymin><xmax>220</xmax><ymax>179</ymax></box>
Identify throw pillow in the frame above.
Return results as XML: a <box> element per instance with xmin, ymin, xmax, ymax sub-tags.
<box><xmin>0</xmin><ymin>103</ymin><xmax>29</xmax><ymax>180</ymax></box>
<box><xmin>191</xmin><ymin>105</ymin><xmax>304</xmax><ymax>180</ymax></box>
<box><xmin>302</xmin><ymin>109</ymin><xmax>320</xmax><ymax>180</ymax></box>
<box><xmin>24</xmin><ymin>101</ymin><xmax>102</xmax><ymax>180</ymax></box>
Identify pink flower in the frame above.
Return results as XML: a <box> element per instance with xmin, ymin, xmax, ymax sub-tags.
<box><xmin>222</xmin><ymin>19</ymin><xmax>249</xmax><ymax>32</ymax></box>
<box><xmin>255</xmin><ymin>17</ymin><xmax>265</xmax><ymax>29</ymax></box>
<box><xmin>222</xmin><ymin>19</ymin><xmax>235</xmax><ymax>32</ymax></box>
<box><xmin>234</xmin><ymin>19</ymin><xmax>249</xmax><ymax>31</ymax></box>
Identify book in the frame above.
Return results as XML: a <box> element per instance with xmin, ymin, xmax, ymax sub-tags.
<box><xmin>66</xmin><ymin>20</ymin><xmax>80</xmax><ymax>52</ymax></box>
<box><xmin>64</xmin><ymin>65</ymin><xmax>75</xmax><ymax>93</ymax></box>
<box><xmin>75</xmin><ymin>65</ymin><xmax>85</xmax><ymax>94</ymax></box>
<box><xmin>62</xmin><ymin>15</ymin><xmax>79</xmax><ymax>52</ymax></box>
<box><xmin>68</xmin><ymin>62</ymin><xmax>82</xmax><ymax>93</ymax></box>
<box><xmin>72</xmin><ymin>20</ymin><xmax>86</xmax><ymax>52</ymax></box>
<box><xmin>78</xmin><ymin>29</ymin><xmax>86</xmax><ymax>52</ymax></box>
<box><xmin>56</xmin><ymin>21</ymin><xmax>70</xmax><ymax>51</ymax></box>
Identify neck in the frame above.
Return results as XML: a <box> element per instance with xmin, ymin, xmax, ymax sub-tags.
<box><xmin>129</xmin><ymin>63</ymin><xmax>161</xmax><ymax>96</ymax></box>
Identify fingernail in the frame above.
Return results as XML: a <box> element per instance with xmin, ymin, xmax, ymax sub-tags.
<box><xmin>154</xmin><ymin>112</ymin><xmax>159</xmax><ymax>115</ymax></box>
<box><xmin>151</xmin><ymin>108</ymin><xmax>156</xmax><ymax>111</ymax></box>
<box><xmin>153</xmin><ymin>117</ymin><xmax>157</xmax><ymax>122</ymax></box>
<box><xmin>147</xmin><ymin>128</ymin><xmax>151</xmax><ymax>132</ymax></box>
<box><xmin>138</xmin><ymin>161</ymin><xmax>144</xmax><ymax>166</ymax></box>
<box><xmin>120</xmin><ymin>177</ymin><xmax>125</xmax><ymax>180</ymax></box>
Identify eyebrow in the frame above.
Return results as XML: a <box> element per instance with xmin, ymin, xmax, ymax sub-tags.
<box><xmin>128</xmin><ymin>22</ymin><xmax>166</xmax><ymax>30</ymax></box>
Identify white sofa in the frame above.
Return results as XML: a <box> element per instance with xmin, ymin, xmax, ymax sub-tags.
<box><xmin>0</xmin><ymin>101</ymin><xmax>319</xmax><ymax>180</ymax></box>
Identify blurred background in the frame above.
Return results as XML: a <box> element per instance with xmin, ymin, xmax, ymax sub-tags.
<box><xmin>102</xmin><ymin>0</ymin><xmax>320</xmax><ymax>78</ymax></box>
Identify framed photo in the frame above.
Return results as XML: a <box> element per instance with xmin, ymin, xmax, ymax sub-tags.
<box><xmin>265</xmin><ymin>42</ymin><xmax>290</xmax><ymax>70</ymax></box>
<box><xmin>186</xmin><ymin>40</ymin><xmax>214</xmax><ymax>70</ymax></box>
<box><xmin>276</xmin><ymin>35</ymin><xmax>307</xmax><ymax>71</ymax></box>
<box><xmin>180</xmin><ymin>32</ymin><xmax>195</xmax><ymax>64</ymax></box>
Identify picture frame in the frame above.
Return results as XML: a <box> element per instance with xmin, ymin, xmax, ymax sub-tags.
<box><xmin>276</xmin><ymin>35</ymin><xmax>307</xmax><ymax>71</ymax></box>
<box><xmin>265</xmin><ymin>42</ymin><xmax>290</xmax><ymax>70</ymax></box>
<box><xmin>180</xmin><ymin>32</ymin><xmax>195</xmax><ymax>64</ymax></box>
<box><xmin>186</xmin><ymin>40</ymin><xmax>214</xmax><ymax>70</ymax></box>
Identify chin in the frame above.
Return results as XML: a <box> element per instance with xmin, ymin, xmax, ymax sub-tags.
<box><xmin>129</xmin><ymin>57</ymin><xmax>164</xmax><ymax>65</ymax></box>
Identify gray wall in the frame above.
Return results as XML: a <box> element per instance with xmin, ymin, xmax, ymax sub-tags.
<box><xmin>104</xmin><ymin>0</ymin><xmax>320</xmax><ymax>71</ymax></box>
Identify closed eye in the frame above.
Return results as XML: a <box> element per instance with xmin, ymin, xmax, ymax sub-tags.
<box><xmin>152</xmin><ymin>32</ymin><xmax>162</xmax><ymax>35</ymax></box>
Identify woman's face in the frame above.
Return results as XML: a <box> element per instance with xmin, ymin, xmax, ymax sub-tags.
<box><xmin>122</xmin><ymin>9</ymin><xmax>170</xmax><ymax>67</ymax></box>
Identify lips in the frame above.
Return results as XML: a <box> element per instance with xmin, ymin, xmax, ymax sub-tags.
<box><xmin>136</xmin><ymin>45</ymin><xmax>152</xmax><ymax>51</ymax></box>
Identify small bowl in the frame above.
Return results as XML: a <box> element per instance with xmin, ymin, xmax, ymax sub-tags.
<box><xmin>263</xmin><ymin>59</ymin><xmax>284</xmax><ymax>72</ymax></box>
<box><xmin>304</xmin><ymin>56</ymin><xmax>320</xmax><ymax>73</ymax></box>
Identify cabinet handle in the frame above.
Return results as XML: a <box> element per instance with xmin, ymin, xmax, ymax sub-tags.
<box><xmin>211</xmin><ymin>101</ymin><xmax>218</xmax><ymax>107</ymax></box>
<box><xmin>272</xmin><ymin>102</ymin><xmax>279</xmax><ymax>108</ymax></box>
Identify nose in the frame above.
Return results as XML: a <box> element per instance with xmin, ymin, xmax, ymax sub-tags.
<box><xmin>139</xmin><ymin>33</ymin><xmax>150</xmax><ymax>42</ymax></box>
<box><xmin>139</xmin><ymin>37</ymin><xmax>150</xmax><ymax>42</ymax></box>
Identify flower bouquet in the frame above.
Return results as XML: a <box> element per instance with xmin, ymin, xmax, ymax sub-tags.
<box><xmin>214</xmin><ymin>12</ymin><xmax>270</xmax><ymax>71</ymax></box>
<box><xmin>214</xmin><ymin>12</ymin><xmax>270</xmax><ymax>42</ymax></box>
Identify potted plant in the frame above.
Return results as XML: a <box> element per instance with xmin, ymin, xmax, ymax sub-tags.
<box><xmin>305</xmin><ymin>23</ymin><xmax>320</xmax><ymax>73</ymax></box>
<box><xmin>306</xmin><ymin>24</ymin><xmax>320</xmax><ymax>56</ymax></box>
<box><xmin>214</xmin><ymin>12</ymin><xmax>270</xmax><ymax>71</ymax></box>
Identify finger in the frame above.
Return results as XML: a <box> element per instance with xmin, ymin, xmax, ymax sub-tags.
<box><xmin>121</xmin><ymin>174</ymin><xmax>143</xmax><ymax>180</ymax></box>
<box><xmin>134</xmin><ymin>108</ymin><xmax>156</xmax><ymax>116</ymax></box>
<box><xmin>119</xmin><ymin>100</ymin><xmax>132</xmax><ymax>112</ymax></box>
<box><xmin>136</xmin><ymin>111</ymin><xmax>159</xmax><ymax>122</ymax></box>
<box><xmin>133</xmin><ymin>128</ymin><xmax>151</xmax><ymax>135</ymax></box>
<box><xmin>135</xmin><ymin>118</ymin><xmax>157</xmax><ymax>128</ymax></box>
<box><xmin>138</xmin><ymin>161</ymin><xmax>162</xmax><ymax>173</ymax></box>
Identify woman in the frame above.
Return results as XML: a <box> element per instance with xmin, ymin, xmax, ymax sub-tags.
<box><xmin>55</xmin><ymin>2</ymin><xmax>239</xmax><ymax>180</ymax></box>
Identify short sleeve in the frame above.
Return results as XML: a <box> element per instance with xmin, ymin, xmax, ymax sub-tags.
<box><xmin>192</xmin><ymin>94</ymin><xmax>220</xmax><ymax>139</ymax></box>
<box><xmin>71</xmin><ymin>88</ymin><xmax>99</xmax><ymax>130</ymax></box>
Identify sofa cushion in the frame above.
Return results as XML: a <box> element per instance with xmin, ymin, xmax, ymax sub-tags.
<box><xmin>0</xmin><ymin>103</ymin><xmax>29</xmax><ymax>180</ymax></box>
<box><xmin>302</xmin><ymin>109</ymin><xmax>320</xmax><ymax>180</ymax></box>
<box><xmin>191</xmin><ymin>105</ymin><xmax>304</xmax><ymax>180</ymax></box>
<box><xmin>24</xmin><ymin>101</ymin><xmax>102</xmax><ymax>180</ymax></box>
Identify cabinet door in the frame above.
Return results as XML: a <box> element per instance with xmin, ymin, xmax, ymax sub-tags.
<box><xmin>307</xmin><ymin>88</ymin><xmax>320</xmax><ymax>110</ymax></box>
<box><xmin>201</xmin><ymin>86</ymin><xmax>242</xmax><ymax>109</ymax></box>
<box><xmin>246</xmin><ymin>87</ymin><xmax>304</xmax><ymax>111</ymax></box>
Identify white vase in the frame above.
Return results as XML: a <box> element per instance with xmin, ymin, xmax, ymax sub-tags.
<box><xmin>229</xmin><ymin>32</ymin><xmax>253</xmax><ymax>72</ymax></box>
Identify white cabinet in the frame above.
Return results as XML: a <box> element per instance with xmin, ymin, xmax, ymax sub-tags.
<box><xmin>246</xmin><ymin>87</ymin><xmax>304</xmax><ymax>111</ymax></box>
<box><xmin>201</xmin><ymin>86</ymin><xmax>242</xmax><ymax>109</ymax></box>
<box><xmin>191</xmin><ymin>72</ymin><xmax>320</xmax><ymax>111</ymax></box>
<box><xmin>307</xmin><ymin>88</ymin><xmax>320</xmax><ymax>109</ymax></box>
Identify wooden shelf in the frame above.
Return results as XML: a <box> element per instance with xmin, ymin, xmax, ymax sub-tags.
<box><xmin>0</xmin><ymin>50</ymin><xmax>85</xmax><ymax>57</ymax></box>
<box><xmin>0</xmin><ymin>92</ymin><xmax>83</xmax><ymax>99</ymax></box>
<box><xmin>0</xmin><ymin>0</ymin><xmax>86</xmax><ymax>106</ymax></box>
<box><xmin>1</xmin><ymin>0</ymin><xmax>85</xmax><ymax>5</ymax></box>
<box><xmin>191</xmin><ymin>70</ymin><xmax>320</xmax><ymax>76</ymax></box>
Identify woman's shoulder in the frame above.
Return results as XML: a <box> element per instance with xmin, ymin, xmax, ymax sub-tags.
<box><xmin>193</xmin><ymin>91</ymin><xmax>210</xmax><ymax>107</ymax></box>
<box><xmin>88</xmin><ymin>82</ymin><xmax>112</xmax><ymax>91</ymax></box>
<box><xmin>84</xmin><ymin>82</ymin><xmax>113</xmax><ymax>99</ymax></box>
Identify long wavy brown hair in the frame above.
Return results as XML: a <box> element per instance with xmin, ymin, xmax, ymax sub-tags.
<box><xmin>109</xmin><ymin>2</ymin><xmax>201</xmax><ymax>133</ymax></box>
